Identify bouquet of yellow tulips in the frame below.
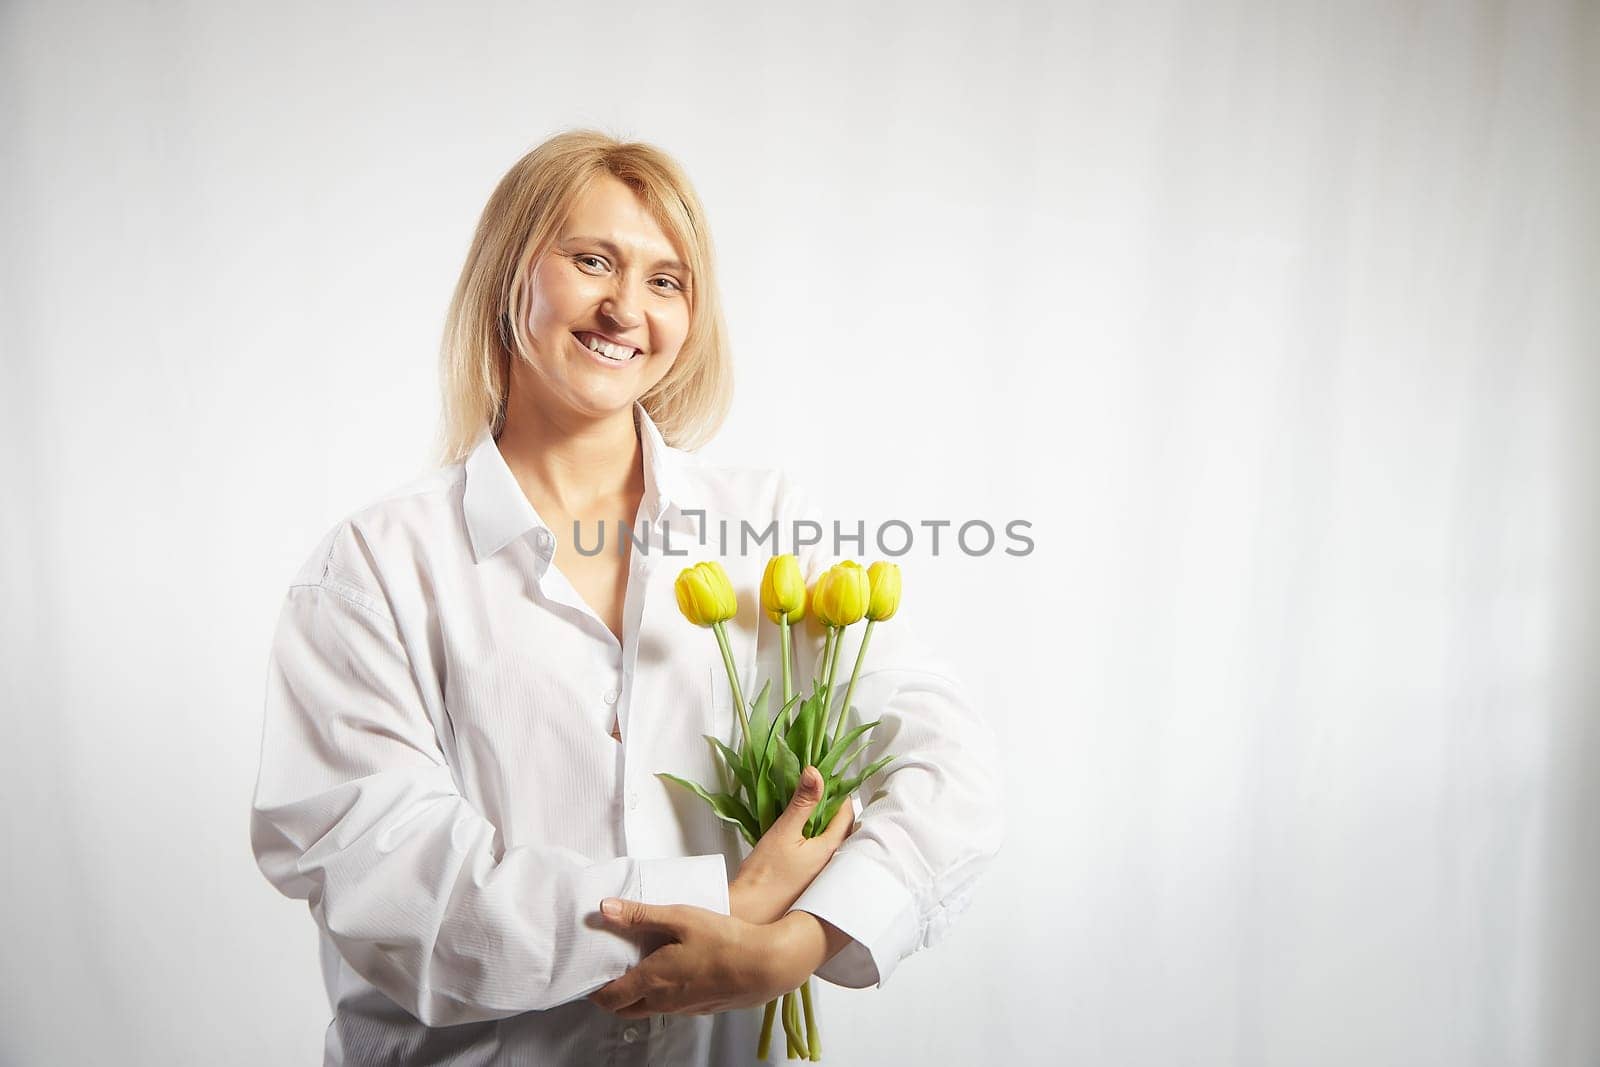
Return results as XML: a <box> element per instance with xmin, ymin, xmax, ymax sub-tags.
<box><xmin>662</xmin><ymin>554</ymin><xmax>902</xmax><ymax>1061</ymax></box>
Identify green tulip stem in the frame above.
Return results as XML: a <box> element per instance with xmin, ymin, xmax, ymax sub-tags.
<box><xmin>711</xmin><ymin>621</ymin><xmax>750</xmax><ymax>746</ymax></box>
<box><xmin>818</xmin><ymin>627</ymin><xmax>846</xmax><ymax>767</ymax></box>
<box><xmin>810</xmin><ymin>627</ymin><xmax>835</xmax><ymax>769</ymax></box>
<box><xmin>783</xmin><ymin>991</ymin><xmax>796</xmax><ymax>1057</ymax></box>
<box><xmin>819</xmin><ymin>626</ymin><xmax>836</xmax><ymax>692</ymax></box>
<box><xmin>757</xmin><ymin>997</ymin><xmax>778</xmax><ymax>1058</ymax></box>
<box><xmin>801</xmin><ymin>977</ymin><xmax>820</xmax><ymax>1060</ymax></box>
<box><xmin>830</xmin><ymin>619</ymin><xmax>876</xmax><ymax>753</ymax></box>
<box><xmin>791</xmin><ymin>987</ymin><xmax>811</xmax><ymax>1059</ymax></box>
<box><xmin>780</xmin><ymin>616</ymin><xmax>794</xmax><ymax>711</ymax></box>
<box><xmin>784</xmin><ymin>991</ymin><xmax>804</xmax><ymax>1057</ymax></box>
<box><xmin>825</xmin><ymin>624</ymin><xmax>846</xmax><ymax>695</ymax></box>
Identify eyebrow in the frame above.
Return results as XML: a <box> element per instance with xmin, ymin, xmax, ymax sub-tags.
<box><xmin>561</xmin><ymin>235</ymin><xmax>690</xmax><ymax>275</ymax></box>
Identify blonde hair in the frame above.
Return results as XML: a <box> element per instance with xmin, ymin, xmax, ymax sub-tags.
<box><xmin>433</xmin><ymin>129</ymin><xmax>733</xmax><ymax>466</ymax></box>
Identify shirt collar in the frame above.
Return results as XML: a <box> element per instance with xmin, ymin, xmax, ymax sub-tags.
<box><xmin>463</xmin><ymin>401</ymin><xmax>686</xmax><ymax>564</ymax></box>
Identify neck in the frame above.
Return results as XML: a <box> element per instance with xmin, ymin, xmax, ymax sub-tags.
<box><xmin>495</xmin><ymin>385</ymin><xmax>645</xmax><ymax>517</ymax></box>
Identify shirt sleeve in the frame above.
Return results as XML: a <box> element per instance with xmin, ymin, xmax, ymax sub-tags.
<box><xmin>248</xmin><ymin>522</ymin><xmax>729</xmax><ymax>1028</ymax></box>
<box><xmin>776</xmin><ymin>475</ymin><xmax>1007</xmax><ymax>990</ymax></box>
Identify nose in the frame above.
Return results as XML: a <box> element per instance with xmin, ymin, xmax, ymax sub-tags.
<box><xmin>600</xmin><ymin>276</ymin><xmax>645</xmax><ymax>331</ymax></box>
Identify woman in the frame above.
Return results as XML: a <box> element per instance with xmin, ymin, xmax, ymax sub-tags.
<box><xmin>251</xmin><ymin>129</ymin><xmax>1005</xmax><ymax>1065</ymax></box>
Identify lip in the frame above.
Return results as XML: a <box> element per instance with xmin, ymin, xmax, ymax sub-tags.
<box><xmin>571</xmin><ymin>331</ymin><xmax>641</xmax><ymax>368</ymax></box>
<box><xmin>572</xmin><ymin>329</ymin><xmax>644</xmax><ymax>356</ymax></box>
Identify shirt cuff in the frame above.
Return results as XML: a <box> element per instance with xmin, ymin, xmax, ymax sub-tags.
<box><xmin>785</xmin><ymin>850</ymin><xmax>919</xmax><ymax>989</ymax></box>
<box><xmin>636</xmin><ymin>854</ymin><xmax>731</xmax><ymax>916</ymax></box>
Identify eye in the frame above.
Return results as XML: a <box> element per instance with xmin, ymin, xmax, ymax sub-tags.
<box><xmin>651</xmin><ymin>276</ymin><xmax>684</xmax><ymax>292</ymax></box>
<box><xmin>574</xmin><ymin>254</ymin><xmax>608</xmax><ymax>272</ymax></box>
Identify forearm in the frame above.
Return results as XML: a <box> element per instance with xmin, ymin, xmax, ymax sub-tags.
<box><xmin>729</xmin><ymin>874</ymin><xmax>793</xmax><ymax>926</ymax></box>
<box><xmin>729</xmin><ymin>876</ymin><xmax>853</xmax><ymax>971</ymax></box>
<box><xmin>772</xmin><ymin>910</ymin><xmax>853</xmax><ymax>981</ymax></box>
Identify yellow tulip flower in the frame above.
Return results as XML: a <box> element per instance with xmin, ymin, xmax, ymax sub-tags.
<box><xmin>866</xmin><ymin>561</ymin><xmax>902</xmax><ymax>622</ymax></box>
<box><xmin>761</xmin><ymin>554</ymin><xmax>806</xmax><ymax>625</ymax></box>
<box><xmin>803</xmin><ymin>580</ymin><xmax>828</xmax><ymax>637</ymax></box>
<box><xmin>675</xmin><ymin>561</ymin><xmax>737</xmax><ymax>627</ymax></box>
<box><xmin>812</xmin><ymin>560</ymin><xmax>870</xmax><ymax>628</ymax></box>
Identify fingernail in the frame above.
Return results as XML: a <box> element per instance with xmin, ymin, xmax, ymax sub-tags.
<box><xmin>601</xmin><ymin>898</ymin><xmax>622</xmax><ymax>918</ymax></box>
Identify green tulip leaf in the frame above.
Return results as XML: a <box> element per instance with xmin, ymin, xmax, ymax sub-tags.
<box><xmin>803</xmin><ymin>773</ymin><xmax>832</xmax><ymax>838</ymax></box>
<box><xmin>705</xmin><ymin>735</ymin><xmax>753</xmax><ymax>795</ymax></box>
<box><xmin>751</xmin><ymin>682</ymin><xmax>789</xmax><ymax>830</ymax></box>
<box><xmin>750</xmin><ymin>677</ymin><xmax>771</xmax><ymax>724</ymax></box>
<box><xmin>745</xmin><ymin>707</ymin><xmax>769</xmax><ymax>771</ymax></box>
<box><xmin>763</xmin><ymin>695</ymin><xmax>797</xmax><ymax>766</ymax></box>
<box><xmin>656</xmin><ymin>772</ymin><xmax>759</xmax><ymax>847</ymax></box>
<box><xmin>834</xmin><ymin>754</ymin><xmax>898</xmax><ymax>798</ymax></box>
<box><xmin>746</xmin><ymin>678</ymin><xmax>771</xmax><ymax>743</ymax></box>
<box><xmin>811</xmin><ymin>723</ymin><xmax>830</xmax><ymax>764</ymax></box>
<box><xmin>776</xmin><ymin>691</ymin><xmax>803</xmax><ymax>730</ymax></box>
<box><xmin>817</xmin><ymin>720</ymin><xmax>880</xmax><ymax>778</ymax></box>
<box><xmin>785</xmin><ymin>692</ymin><xmax>814</xmax><ymax>768</ymax></box>
<box><xmin>814</xmin><ymin>792</ymin><xmax>849</xmax><ymax>832</ymax></box>
<box><xmin>754</xmin><ymin>772</ymin><xmax>773</xmax><ymax>831</ymax></box>
<box><xmin>823</xmin><ymin>741</ymin><xmax>869</xmax><ymax>781</ymax></box>
<box><xmin>768</xmin><ymin>727</ymin><xmax>801</xmax><ymax>801</ymax></box>
<box><xmin>806</xmin><ymin>690</ymin><xmax>832</xmax><ymax>762</ymax></box>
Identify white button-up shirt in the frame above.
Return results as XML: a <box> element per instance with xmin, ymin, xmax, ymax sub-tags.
<box><xmin>250</xmin><ymin>402</ymin><xmax>1005</xmax><ymax>1065</ymax></box>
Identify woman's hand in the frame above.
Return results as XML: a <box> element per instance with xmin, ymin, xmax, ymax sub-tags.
<box><xmin>587</xmin><ymin>770</ymin><xmax>859</xmax><ymax>1019</ymax></box>
<box><xmin>728</xmin><ymin>766</ymin><xmax>855</xmax><ymax>925</ymax></box>
<box><xmin>587</xmin><ymin>900</ymin><xmax>794</xmax><ymax>1017</ymax></box>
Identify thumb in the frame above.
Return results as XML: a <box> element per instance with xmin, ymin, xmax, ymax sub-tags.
<box><xmin>779</xmin><ymin>767</ymin><xmax>823</xmax><ymax>823</ymax></box>
<box><xmin>598</xmin><ymin>897</ymin><xmax>684</xmax><ymax>934</ymax></box>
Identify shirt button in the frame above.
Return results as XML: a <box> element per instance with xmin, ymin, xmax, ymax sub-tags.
<box><xmin>603</xmin><ymin>688</ymin><xmax>619</xmax><ymax>705</ymax></box>
<box><xmin>627</xmin><ymin>790</ymin><xmax>640</xmax><ymax>810</ymax></box>
<box><xmin>622</xmin><ymin>1025</ymin><xmax>640</xmax><ymax>1043</ymax></box>
<box><xmin>535</xmin><ymin>529</ymin><xmax>553</xmax><ymax>548</ymax></box>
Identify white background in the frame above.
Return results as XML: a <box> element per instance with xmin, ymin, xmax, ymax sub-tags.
<box><xmin>3</xmin><ymin>2</ymin><xmax>1595</xmax><ymax>1064</ymax></box>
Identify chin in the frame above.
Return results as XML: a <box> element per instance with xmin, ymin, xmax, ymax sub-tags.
<box><xmin>564</xmin><ymin>388</ymin><xmax>644</xmax><ymax>419</ymax></box>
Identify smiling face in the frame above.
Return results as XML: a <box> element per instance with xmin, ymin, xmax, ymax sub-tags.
<box><xmin>513</xmin><ymin>174</ymin><xmax>693</xmax><ymax>424</ymax></box>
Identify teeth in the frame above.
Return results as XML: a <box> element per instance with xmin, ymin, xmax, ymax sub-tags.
<box><xmin>581</xmin><ymin>334</ymin><xmax>638</xmax><ymax>361</ymax></box>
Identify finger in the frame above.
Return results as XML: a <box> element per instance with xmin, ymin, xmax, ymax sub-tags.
<box><xmin>598</xmin><ymin>897</ymin><xmax>689</xmax><ymax>936</ymax></box>
<box><xmin>614</xmin><ymin>997</ymin><xmax>655</xmax><ymax>1020</ymax></box>
<box><xmin>822</xmin><ymin>791</ymin><xmax>855</xmax><ymax>845</ymax></box>
<box><xmin>590</xmin><ymin>973</ymin><xmax>647</xmax><ymax>1014</ymax></box>
<box><xmin>772</xmin><ymin>766</ymin><xmax>824</xmax><ymax>836</ymax></box>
